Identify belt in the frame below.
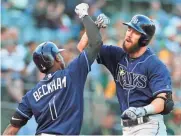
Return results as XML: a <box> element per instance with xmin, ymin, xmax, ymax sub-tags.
<box><xmin>121</xmin><ymin>116</ymin><xmax>150</xmax><ymax>127</ymax></box>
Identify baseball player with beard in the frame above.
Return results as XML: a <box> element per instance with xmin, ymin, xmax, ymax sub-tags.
<box><xmin>77</xmin><ymin>14</ymin><xmax>174</xmax><ymax>135</ymax></box>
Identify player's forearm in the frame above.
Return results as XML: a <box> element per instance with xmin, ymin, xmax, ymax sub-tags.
<box><xmin>77</xmin><ymin>32</ymin><xmax>88</xmax><ymax>52</ymax></box>
<box><xmin>144</xmin><ymin>93</ymin><xmax>166</xmax><ymax>114</ymax></box>
<box><xmin>3</xmin><ymin>124</ymin><xmax>20</xmax><ymax>135</ymax></box>
<box><xmin>78</xmin><ymin>13</ymin><xmax>109</xmax><ymax>52</ymax></box>
<box><xmin>82</xmin><ymin>15</ymin><xmax>102</xmax><ymax>63</ymax></box>
<box><xmin>82</xmin><ymin>16</ymin><xmax>102</xmax><ymax>48</ymax></box>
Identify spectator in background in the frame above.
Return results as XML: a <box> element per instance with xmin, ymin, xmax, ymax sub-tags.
<box><xmin>164</xmin><ymin>24</ymin><xmax>181</xmax><ymax>54</ymax></box>
<box><xmin>148</xmin><ymin>0</ymin><xmax>169</xmax><ymax>29</ymax></box>
<box><xmin>158</xmin><ymin>49</ymin><xmax>173</xmax><ymax>71</ymax></box>
<box><xmin>33</xmin><ymin>0</ymin><xmax>47</xmax><ymax>28</ymax></box>
<box><xmin>172</xmin><ymin>54</ymin><xmax>181</xmax><ymax>115</ymax></box>
<box><xmin>167</xmin><ymin>108</ymin><xmax>181</xmax><ymax>135</ymax></box>
<box><xmin>46</xmin><ymin>1</ymin><xmax>64</xmax><ymax>29</ymax></box>
<box><xmin>1</xmin><ymin>40</ymin><xmax>25</xmax><ymax>102</ymax></box>
<box><xmin>22</xmin><ymin>41</ymin><xmax>39</xmax><ymax>93</ymax></box>
<box><xmin>172</xmin><ymin>54</ymin><xmax>181</xmax><ymax>88</ymax></box>
<box><xmin>33</xmin><ymin>0</ymin><xmax>72</xmax><ymax>44</ymax></box>
<box><xmin>23</xmin><ymin>41</ymin><xmax>37</xmax><ymax>65</ymax></box>
<box><xmin>1</xmin><ymin>26</ymin><xmax>9</xmax><ymax>44</ymax></box>
<box><xmin>84</xmin><ymin>0</ymin><xmax>106</xmax><ymax>18</ymax></box>
<box><xmin>1</xmin><ymin>27</ymin><xmax>26</xmax><ymax>102</ymax></box>
<box><xmin>61</xmin><ymin>39</ymin><xmax>79</xmax><ymax>65</ymax></box>
<box><xmin>33</xmin><ymin>0</ymin><xmax>70</xmax><ymax>30</ymax></box>
<box><xmin>6</xmin><ymin>27</ymin><xmax>27</xmax><ymax>58</ymax></box>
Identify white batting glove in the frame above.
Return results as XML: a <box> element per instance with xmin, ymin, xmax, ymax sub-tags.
<box><xmin>95</xmin><ymin>13</ymin><xmax>110</xmax><ymax>28</ymax></box>
<box><xmin>121</xmin><ymin>107</ymin><xmax>146</xmax><ymax>120</ymax></box>
<box><xmin>75</xmin><ymin>3</ymin><xmax>89</xmax><ymax>19</ymax></box>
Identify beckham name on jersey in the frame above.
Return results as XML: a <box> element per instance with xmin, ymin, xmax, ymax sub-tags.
<box><xmin>33</xmin><ymin>76</ymin><xmax>67</xmax><ymax>102</ymax></box>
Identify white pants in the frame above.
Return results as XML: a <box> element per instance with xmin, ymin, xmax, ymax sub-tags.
<box><xmin>122</xmin><ymin>114</ymin><xmax>167</xmax><ymax>136</ymax></box>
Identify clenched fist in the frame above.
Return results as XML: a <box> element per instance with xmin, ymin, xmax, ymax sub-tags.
<box><xmin>121</xmin><ymin>107</ymin><xmax>146</xmax><ymax>120</ymax></box>
<box><xmin>75</xmin><ymin>3</ymin><xmax>89</xmax><ymax>18</ymax></box>
<box><xmin>95</xmin><ymin>14</ymin><xmax>110</xmax><ymax>28</ymax></box>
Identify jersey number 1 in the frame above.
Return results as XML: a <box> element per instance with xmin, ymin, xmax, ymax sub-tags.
<box><xmin>49</xmin><ymin>96</ymin><xmax>58</xmax><ymax>120</ymax></box>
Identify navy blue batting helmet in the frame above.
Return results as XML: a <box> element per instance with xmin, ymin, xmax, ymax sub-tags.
<box><xmin>123</xmin><ymin>14</ymin><xmax>156</xmax><ymax>46</ymax></box>
<box><xmin>33</xmin><ymin>41</ymin><xmax>65</xmax><ymax>73</ymax></box>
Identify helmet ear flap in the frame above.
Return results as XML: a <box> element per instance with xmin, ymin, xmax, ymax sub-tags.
<box><xmin>138</xmin><ymin>34</ymin><xmax>149</xmax><ymax>47</ymax></box>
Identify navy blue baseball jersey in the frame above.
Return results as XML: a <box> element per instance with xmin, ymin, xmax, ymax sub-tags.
<box><xmin>16</xmin><ymin>51</ymin><xmax>91</xmax><ymax>135</ymax></box>
<box><xmin>97</xmin><ymin>45</ymin><xmax>172</xmax><ymax>113</ymax></box>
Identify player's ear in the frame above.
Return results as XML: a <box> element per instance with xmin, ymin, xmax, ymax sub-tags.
<box><xmin>55</xmin><ymin>53</ymin><xmax>61</xmax><ymax>62</ymax></box>
<box><xmin>55</xmin><ymin>53</ymin><xmax>64</xmax><ymax>62</ymax></box>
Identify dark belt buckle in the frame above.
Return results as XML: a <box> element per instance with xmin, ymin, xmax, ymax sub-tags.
<box><xmin>121</xmin><ymin>116</ymin><xmax>149</xmax><ymax>127</ymax></box>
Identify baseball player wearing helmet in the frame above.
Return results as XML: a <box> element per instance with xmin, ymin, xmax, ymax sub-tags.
<box><xmin>77</xmin><ymin>14</ymin><xmax>174</xmax><ymax>135</ymax></box>
<box><xmin>3</xmin><ymin>3</ymin><xmax>103</xmax><ymax>135</ymax></box>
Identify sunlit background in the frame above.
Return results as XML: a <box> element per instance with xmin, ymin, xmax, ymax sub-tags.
<box><xmin>1</xmin><ymin>0</ymin><xmax>181</xmax><ymax>135</ymax></box>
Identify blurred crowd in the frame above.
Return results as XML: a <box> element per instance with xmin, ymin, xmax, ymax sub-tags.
<box><xmin>1</xmin><ymin>0</ymin><xmax>181</xmax><ymax>135</ymax></box>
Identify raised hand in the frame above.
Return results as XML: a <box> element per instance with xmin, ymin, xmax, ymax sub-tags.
<box><xmin>95</xmin><ymin>13</ymin><xmax>110</xmax><ymax>28</ymax></box>
<box><xmin>75</xmin><ymin>3</ymin><xmax>89</xmax><ymax>19</ymax></box>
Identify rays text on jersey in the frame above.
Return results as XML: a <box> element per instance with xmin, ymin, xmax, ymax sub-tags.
<box><xmin>116</xmin><ymin>64</ymin><xmax>147</xmax><ymax>90</ymax></box>
<box><xmin>33</xmin><ymin>76</ymin><xmax>67</xmax><ymax>102</ymax></box>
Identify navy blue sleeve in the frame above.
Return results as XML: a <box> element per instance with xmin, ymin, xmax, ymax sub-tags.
<box><xmin>67</xmin><ymin>50</ymin><xmax>91</xmax><ymax>80</ymax></box>
<box><xmin>148</xmin><ymin>59</ymin><xmax>172</xmax><ymax>96</ymax></box>
<box><xmin>97</xmin><ymin>45</ymin><xmax>125</xmax><ymax>75</ymax></box>
<box><xmin>16</xmin><ymin>93</ymin><xmax>33</xmax><ymax>119</ymax></box>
